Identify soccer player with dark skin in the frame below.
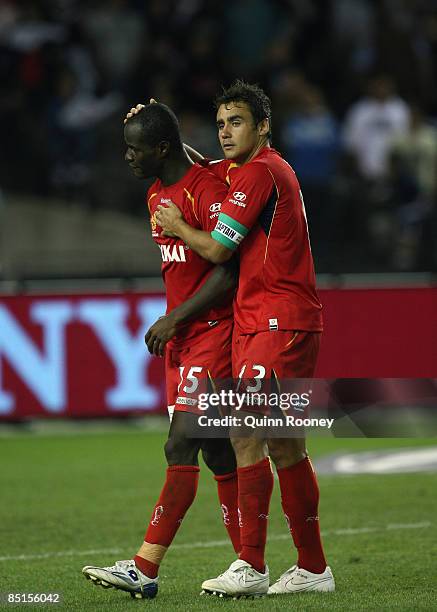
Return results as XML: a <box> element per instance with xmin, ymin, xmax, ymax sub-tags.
<box><xmin>154</xmin><ymin>82</ymin><xmax>335</xmax><ymax>596</ymax></box>
<box><xmin>82</xmin><ymin>103</ymin><xmax>241</xmax><ymax>600</ymax></box>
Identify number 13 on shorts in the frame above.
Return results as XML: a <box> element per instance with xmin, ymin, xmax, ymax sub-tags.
<box><xmin>236</xmin><ymin>364</ymin><xmax>266</xmax><ymax>393</ymax></box>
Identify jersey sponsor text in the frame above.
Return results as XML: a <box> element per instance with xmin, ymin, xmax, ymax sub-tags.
<box><xmin>159</xmin><ymin>244</ymin><xmax>187</xmax><ymax>263</ymax></box>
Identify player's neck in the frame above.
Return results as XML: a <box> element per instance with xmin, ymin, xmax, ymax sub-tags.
<box><xmin>238</xmin><ymin>139</ymin><xmax>270</xmax><ymax>166</ymax></box>
<box><xmin>160</xmin><ymin>152</ymin><xmax>193</xmax><ymax>186</ymax></box>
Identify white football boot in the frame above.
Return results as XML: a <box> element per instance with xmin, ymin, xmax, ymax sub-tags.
<box><xmin>268</xmin><ymin>565</ymin><xmax>335</xmax><ymax>594</ymax></box>
<box><xmin>201</xmin><ymin>559</ymin><xmax>269</xmax><ymax>598</ymax></box>
<box><xmin>82</xmin><ymin>559</ymin><xmax>158</xmax><ymax>599</ymax></box>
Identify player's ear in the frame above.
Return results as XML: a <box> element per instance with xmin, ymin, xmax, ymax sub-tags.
<box><xmin>258</xmin><ymin>118</ymin><xmax>270</xmax><ymax>137</ymax></box>
<box><xmin>158</xmin><ymin>141</ymin><xmax>170</xmax><ymax>157</ymax></box>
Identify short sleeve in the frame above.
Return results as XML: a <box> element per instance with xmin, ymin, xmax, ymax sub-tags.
<box><xmin>211</xmin><ymin>162</ymin><xmax>275</xmax><ymax>251</ymax></box>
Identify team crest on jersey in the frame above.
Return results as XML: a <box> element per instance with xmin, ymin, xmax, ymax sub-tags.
<box><xmin>159</xmin><ymin>244</ymin><xmax>187</xmax><ymax>262</ymax></box>
<box><xmin>150</xmin><ymin>212</ymin><xmax>159</xmax><ymax>237</ymax></box>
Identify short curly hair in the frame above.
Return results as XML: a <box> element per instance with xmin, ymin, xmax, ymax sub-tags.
<box><xmin>127</xmin><ymin>102</ymin><xmax>183</xmax><ymax>151</ymax></box>
<box><xmin>214</xmin><ymin>80</ymin><xmax>272</xmax><ymax>139</ymax></box>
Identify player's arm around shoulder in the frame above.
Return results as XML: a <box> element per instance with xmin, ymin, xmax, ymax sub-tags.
<box><xmin>182</xmin><ymin>161</ymin><xmax>274</xmax><ymax>262</ymax></box>
<box><xmin>211</xmin><ymin>161</ymin><xmax>275</xmax><ymax>253</ymax></box>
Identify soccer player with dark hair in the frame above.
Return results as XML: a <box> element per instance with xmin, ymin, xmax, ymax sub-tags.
<box><xmin>82</xmin><ymin>102</ymin><xmax>241</xmax><ymax>600</ymax></box>
<box><xmin>156</xmin><ymin>81</ymin><xmax>335</xmax><ymax>597</ymax></box>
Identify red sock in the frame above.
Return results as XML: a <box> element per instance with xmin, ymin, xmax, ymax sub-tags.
<box><xmin>135</xmin><ymin>465</ymin><xmax>200</xmax><ymax>577</ymax></box>
<box><xmin>214</xmin><ymin>471</ymin><xmax>241</xmax><ymax>553</ymax></box>
<box><xmin>134</xmin><ymin>555</ymin><xmax>159</xmax><ymax>579</ymax></box>
<box><xmin>238</xmin><ymin>457</ymin><xmax>273</xmax><ymax>573</ymax></box>
<box><xmin>277</xmin><ymin>456</ymin><xmax>327</xmax><ymax>574</ymax></box>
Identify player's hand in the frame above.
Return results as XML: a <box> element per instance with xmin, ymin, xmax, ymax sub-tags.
<box><xmin>144</xmin><ymin>314</ymin><xmax>178</xmax><ymax>357</ymax></box>
<box><xmin>123</xmin><ymin>99</ymin><xmax>158</xmax><ymax>124</ymax></box>
<box><xmin>124</xmin><ymin>103</ymin><xmax>144</xmax><ymax>124</ymax></box>
<box><xmin>156</xmin><ymin>201</ymin><xmax>183</xmax><ymax>236</ymax></box>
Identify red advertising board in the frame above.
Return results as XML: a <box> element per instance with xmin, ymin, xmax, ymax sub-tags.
<box><xmin>0</xmin><ymin>288</ymin><xmax>436</xmax><ymax>420</ymax></box>
<box><xmin>316</xmin><ymin>287</ymin><xmax>437</xmax><ymax>378</ymax></box>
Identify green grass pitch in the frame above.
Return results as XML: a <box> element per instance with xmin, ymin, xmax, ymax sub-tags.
<box><xmin>1</xmin><ymin>428</ymin><xmax>436</xmax><ymax>611</ymax></box>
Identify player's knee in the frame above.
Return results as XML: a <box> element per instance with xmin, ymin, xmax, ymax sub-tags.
<box><xmin>267</xmin><ymin>438</ymin><xmax>307</xmax><ymax>469</ymax></box>
<box><xmin>201</xmin><ymin>439</ymin><xmax>237</xmax><ymax>475</ymax></box>
<box><xmin>230</xmin><ymin>436</ymin><xmax>267</xmax><ymax>466</ymax></box>
<box><xmin>230</xmin><ymin>436</ymin><xmax>261</xmax><ymax>454</ymax></box>
<box><xmin>164</xmin><ymin>434</ymin><xmax>200</xmax><ymax>466</ymax></box>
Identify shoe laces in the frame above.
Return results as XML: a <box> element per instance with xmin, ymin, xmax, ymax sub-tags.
<box><xmin>113</xmin><ymin>560</ymin><xmax>135</xmax><ymax>571</ymax></box>
<box><xmin>219</xmin><ymin>561</ymin><xmax>249</xmax><ymax>579</ymax></box>
<box><xmin>229</xmin><ymin>561</ymin><xmax>260</xmax><ymax>582</ymax></box>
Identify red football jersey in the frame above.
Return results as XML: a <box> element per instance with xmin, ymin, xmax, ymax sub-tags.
<box><xmin>147</xmin><ymin>163</ymin><xmax>232</xmax><ymax>344</ymax></box>
<box><xmin>208</xmin><ymin>147</ymin><xmax>323</xmax><ymax>333</ymax></box>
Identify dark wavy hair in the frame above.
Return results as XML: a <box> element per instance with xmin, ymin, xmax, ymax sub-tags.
<box><xmin>214</xmin><ymin>80</ymin><xmax>272</xmax><ymax>139</ymax></box>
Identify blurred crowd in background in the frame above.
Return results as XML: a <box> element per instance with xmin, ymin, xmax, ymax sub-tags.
<box><xmin>1</xmin><ymin>0</ymin><xmax>437</xmax><ymax>273</ymax></box>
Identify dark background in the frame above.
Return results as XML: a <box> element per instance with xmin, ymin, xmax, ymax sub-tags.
<box><xmin>1</xmin><ymin>0</ymin><xmax>437</xmax><ymax>276</ymax></box>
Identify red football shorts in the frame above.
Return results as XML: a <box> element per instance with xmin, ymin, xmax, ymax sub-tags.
<box><xmin>232</xmin><ymin>329</ymin><xmax>321</xmax><ymax>418</ymax></box>
<box><xmin>232</xmin><ymin>328</ymin><xmax>321</xmax><ymax>381</ymax></box>
<box><xmin>165</xmin><ymin>318</ymin><xmax>233</xmax><ymax>418</ymax></box>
